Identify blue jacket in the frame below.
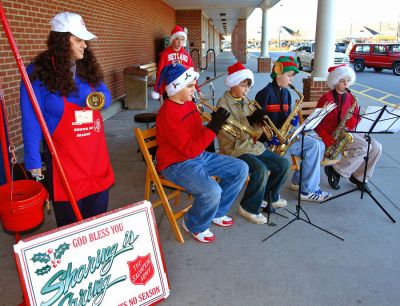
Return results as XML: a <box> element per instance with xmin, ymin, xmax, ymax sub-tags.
<box><xmin>255</xmin><ymin>81</ymin><xmax>292</xmax><ymax>129</ymax></box>
<box><xmin>20</xmin><ymin>64</ymin><xmax>112</xmax><ymax>170</ymax></box>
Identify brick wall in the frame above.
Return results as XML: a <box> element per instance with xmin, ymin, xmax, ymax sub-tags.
<box><xmin>176</xmin><ymin>10</ymin><xmax>222</xmax><ymax>72</ymax></box>
<box><xmin>302</xmin><ymin>77</ymin><xmax>330</xmax><ymax>102</ymax></box>
<box><xmin>0</xmin><ymin>0</ymin><xmax>175</xmax><ymax>146</ymax></box>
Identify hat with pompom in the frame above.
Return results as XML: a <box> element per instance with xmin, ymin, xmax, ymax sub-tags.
<box><xmin>270</xmin><ymin>56</ymin><xmax>299</xmax><ymax>79</ymax></box>
<box><xmin>224</xmin><ymin>61</ymin><xmax>254</xmax><ymax>88</ymax></box>
<box><xmin>326</xmin><ymin>64</ymin><xmax>356</xmax><ymax>89</ymax></box>
<box><xmin>155</xmin><ymin>63</ymin><xmax>199</xmax><ymax>98</ymax></box>
<box><xmin>170</xmin><ymin>25</ymin><xmax>187</xmax><ymax>46</ymax></box>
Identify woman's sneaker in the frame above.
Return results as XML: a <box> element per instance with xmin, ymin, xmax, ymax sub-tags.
<box><xmin>300</xmin><ymin>189</ymin><xmax>331</xmax><ymax>203</ymax></box>
<box><xmin>182</xmin><ymin>219</ymin><xmax>216</xmax><ymax>243</ymax></box>
<box><xmin>212</xmin><ymin>215</ymin><xmax>234</xmax><ymax>227</ymax></box>
<box><xmin>238</xmin><ymin>205</ymin><xmax>268</xmax><ymax>224</ymax></box>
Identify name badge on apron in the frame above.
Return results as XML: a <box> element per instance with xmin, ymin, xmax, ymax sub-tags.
<box><xmin>75</xmin><ymin>110</ymin><xmax>93</xmax><ymax>123</ymax></box>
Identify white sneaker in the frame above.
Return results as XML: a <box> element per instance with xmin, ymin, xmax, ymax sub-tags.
<box><xmin>212</xmin><ymin>215</ymin><xmax>234</xmax><ymax>227</ymax></box>
<box><xmin>238</xmin><ymin>206</ymin><xmax>268</xmax><ymax>224</ymax></box>
<box><xmin>300</xmin><ymin>189</ymin><xmax>331</xmax><ymax>203</ymax></box>
<box><xmin>261</xmin><ymin>200</ymin><xmax>268</xmax><ymax>208</ymax></box>
<box><xmin>182</xmin><ymin>219</ymin><xmax>216</xmax><ymax>243</ymax></box>
<box><xmin>289</xmin><ymin>182</ymin><xmax>299</xmax><ymax>191</ymax></box>
<box><xmin>271</xmin><ymin>197</ymin><xmax>287</xmax><ymax>209</ymax></box>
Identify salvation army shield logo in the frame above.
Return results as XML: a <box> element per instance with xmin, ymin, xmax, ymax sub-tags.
<box><xmin>128</xmin><ymin>253</ymin><xmax>155</xmax><ymax>285</ymax></box>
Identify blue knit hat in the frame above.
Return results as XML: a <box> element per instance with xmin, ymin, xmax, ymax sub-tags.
<box><xmin>157</xmin><ymin>63</ymin><xmax>199</xmax><ymax>97</ymax></box>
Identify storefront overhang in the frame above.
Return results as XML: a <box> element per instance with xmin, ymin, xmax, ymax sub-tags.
<box><xmin>163</xmin><ymin>0</ymin><xmax>281</xmax><ymax>35</ymax></box>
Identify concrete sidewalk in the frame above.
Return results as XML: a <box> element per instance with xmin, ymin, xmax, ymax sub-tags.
<box><xmin>1</xmin><ymin>52</ymin><xmax>399</xmax><ymax>305</ymax></box>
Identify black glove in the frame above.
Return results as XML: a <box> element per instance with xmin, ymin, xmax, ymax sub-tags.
<box><xmin>247</xmin><ymin>108</ymin><xmax>267</xmax><ymax>125</ymax></box>
<box><xmin>208</xmin><ymin>108</ymin><xmax>230</xmax><ymax>134</ymax></box>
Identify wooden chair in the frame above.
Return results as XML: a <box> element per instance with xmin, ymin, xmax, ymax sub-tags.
<box><xmin>134</xmin><ymin>127</ymin><xmax>191</xmax><ymax>243</ymax></box>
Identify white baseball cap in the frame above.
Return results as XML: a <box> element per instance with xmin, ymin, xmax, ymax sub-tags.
<box><xmin>50</xmin><ymin>12</ymin><xmax>96</xmax><ymax>40</ymax></box>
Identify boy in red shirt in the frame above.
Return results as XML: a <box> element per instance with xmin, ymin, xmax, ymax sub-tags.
<box><xmin>155</xmin><ymin>63</ymin><xmax>249</xmax><ymax>243</ymax></box>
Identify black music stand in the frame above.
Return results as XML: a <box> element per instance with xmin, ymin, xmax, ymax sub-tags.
<box><xmin>263</xmin><ymin>105</ymin><xmax>344</xmax><ymax>242</ymax></box>
<box><xmin>323</xmin><ymin>105</ymin><xmax>398</xmax><ymax>223</ymax></box>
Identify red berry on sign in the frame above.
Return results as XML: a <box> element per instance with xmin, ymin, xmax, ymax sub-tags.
<box><xmin>47</xmin><ymin>248</ymin><xmax>53</xmax><ymax>254</ymax></box>
<box><xmin>57</xmin><ymin>259</ymin><xmax>61</xmax><ymax>264</ymax></box>
<box><xmin>52</xmin><ymin>264</ymin><xmax>57</xmax><ymax>268</ymax></box>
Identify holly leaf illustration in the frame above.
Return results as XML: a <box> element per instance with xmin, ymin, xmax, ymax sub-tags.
<box><xmin>31</xmin><ymin>252</ymin><xmax>51</xmax><ymax>264</ymax></box>
<box><xmin>35</xmin><ymin>265</ymin><xmax>51</xmax><ymax>276</ymax></box>
<box><xmin>54</xmin><ymin>243</ymin><xmax>70</xmax><ymax>259</ymax></box>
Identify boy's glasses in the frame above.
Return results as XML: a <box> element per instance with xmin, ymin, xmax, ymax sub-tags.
<box><xmin>239</xmin><ymin>82</ymin><xmax>251</xmax><ymax>88</ymax></box>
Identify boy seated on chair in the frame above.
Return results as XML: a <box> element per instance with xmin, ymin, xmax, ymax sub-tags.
<box><xmin>216</xmin><ymin>62</ymin><xmax>289</xmax><ymax>225</ymax></box>
<box><xmin>155</xmin><ymin>63</ymin><xmax>249</xmax><ymax>243</ymax></box>
<box><xmin>315</xmin><ymin>64</ymin><xmax>382</xmax><ymax>192</ymax></box>
<box><xmin>255</xmin><ymin>56</ymin><xmax>330</xmax><ymax>203</ymax></box>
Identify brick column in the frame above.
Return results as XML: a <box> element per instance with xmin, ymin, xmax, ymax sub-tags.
<box><xmin>302</xmin><ymin>77</ymin><xmax>330</xmax><ymax>102</ymax></box>
<box><xmin>236</xmin><ymin>19</ymin><xmax>247</xmax><ymax>64</ymax></box>
<box><xmin>257</xmin><ymin>57</ymin><xmax>272</xmax><ymax>73</ymax></box>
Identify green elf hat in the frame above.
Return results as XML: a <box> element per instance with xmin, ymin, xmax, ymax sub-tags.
<box><xmin>270</xmin><ymin>56</ymin><xmax>300</xmax><ymax>79</ymax></box>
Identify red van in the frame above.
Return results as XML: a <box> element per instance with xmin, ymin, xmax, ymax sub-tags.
<box><xmin>349</xmin><ymin>43</ymin><xmax>400</xmax><ymax>76</ymax></box>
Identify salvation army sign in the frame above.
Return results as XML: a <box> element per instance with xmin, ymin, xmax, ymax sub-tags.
<box><xmin>14</xmin><ymin>201</ymin><xmax>169</xmax><ymax>306</ymax></box>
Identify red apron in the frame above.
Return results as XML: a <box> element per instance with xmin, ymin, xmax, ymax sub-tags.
<box><xmin>51</xmin><ymin>97</ymin><xmax>114</xmax><ymax>201</ymax></box>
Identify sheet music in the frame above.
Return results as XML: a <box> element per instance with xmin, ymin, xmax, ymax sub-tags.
<box><xmin>289</xmin><ymin>103</ymin><xmax>336</xmax><ymax>142</ymax></box>
<box><xmin>356</xmin><ymin>106</ymin><xmax>400</xmax><ymax>133</ymax></box>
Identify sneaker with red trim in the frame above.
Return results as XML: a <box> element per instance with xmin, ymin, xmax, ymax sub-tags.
<box><xmin>212</xmin><ymin>215</ymin><xmax>234</xmax><ymax>227</ymax></box>
<box><xmin>182</xmin><ymin>219</ymin><xmax>216</xmax><ymax>243</ymax></box>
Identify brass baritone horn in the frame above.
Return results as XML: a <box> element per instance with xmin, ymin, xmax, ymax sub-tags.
<box><xmin>86</xmin><ymin>92</ymin><xmax>105</xmax><ymax>110</ymax></box>
<box><xmin>195</xmin><ymin>97</ymin><xmax>263</xmax><ymax>140</ymax></box>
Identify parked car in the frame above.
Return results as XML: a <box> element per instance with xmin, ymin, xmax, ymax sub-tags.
<box><xmin>349</xmin><ymin>43</ymin><xmax>400</xmax><ymax>75</ymax></box>
<box><xmin>335</xmin><ymin>42</ymin><xmax>347</xmax><ymax>53</ymax></box>
<box><xmin>294</xmin><ymin>42</ymin><xmax>350</xmax><ymax>70</ymax></box>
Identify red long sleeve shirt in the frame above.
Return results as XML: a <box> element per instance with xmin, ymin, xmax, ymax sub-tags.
<box><xmin>154</xmin><ymin>46</ymin><xmax>197</xmax><ymax>95</ymax></box>
<box><xmin>155</xmin><ymin>99</ymin><xmax>215</xmax><ymax>172</ymax></box>
<box><xmin>315</xmin><ymin>90</ymin><xmax>360</xmax><ymax>140</ymax></box>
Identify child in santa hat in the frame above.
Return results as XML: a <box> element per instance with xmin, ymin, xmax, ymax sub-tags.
<box><xmin>315</xmin><ymin>64</ymin><xmax>382</xmax><ymax>192</ymax></box>
<box><xmin>152</xmin><ymin>25</ymin><xmax>199</xmax><ymax>100</ymax></box>
<box><xmin>255</xmin><ymin>56</ymin><xmax>331</xmax><ymax>203</ymax></box>
<box><xmin>155</xmin><ymin>63</ymin><xmax>249</xmax><ymax>243</ymax></box>
<box><xmin>217</xmin><ymin>61</ymin><xmax>289</xmax><ymax>225</ymax></box>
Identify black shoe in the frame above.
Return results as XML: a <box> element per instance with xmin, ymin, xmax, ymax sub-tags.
<box><xmin>324</xmin><ymin>166</ymin><xmax>341</xmax><ymax>190</ymax></box>
<box><xmin>349</xmin><ymin>175</ymin><xmax>372</xmax><ymax>193</ymax></box>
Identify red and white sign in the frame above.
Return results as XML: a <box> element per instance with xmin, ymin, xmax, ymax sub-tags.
<box><xmin>14</xmin><ymin>201</ymin><xmax>169</xmax><ymax>306</ymax></box>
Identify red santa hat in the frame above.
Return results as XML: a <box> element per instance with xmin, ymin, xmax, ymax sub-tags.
<box><xmin>170</xmin><ymin>25</ymin><xmax>187</xmax><ymax>45</ymax></box>
<box><xmin>327</xmin><ymin>64</ymin><xmax>356</xmax><ymax>89</ymax></box>
<box><xmin>224</xmin><ymin>61</ymin><xmax>254</xmax><ymax>88</ymax></box>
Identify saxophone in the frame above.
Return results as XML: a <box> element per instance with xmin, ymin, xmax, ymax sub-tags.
<box><xmin>324</xmin><ymin>89</ymin><xmax>357</xmax><ymax>160</ymax></box>
<box><xmin>270</xmin><ymin>83</ymin><xmax>304</xmax><ymax>155</ymax></box>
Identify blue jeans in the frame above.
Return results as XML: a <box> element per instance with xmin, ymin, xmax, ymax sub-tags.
<box><xmin>161</xmin><ymin>152</ymin><xmax>248</xmax><ymax>233</ymax></box>
<box><xmin>238</xmin><ymin>150</ymin><xmax>289</xmax><ymax>214</ymax></box>
<box><xmin>289</xmin><ymin>133</ymin><xmax>325</xmax><ymax>193</ymax></box>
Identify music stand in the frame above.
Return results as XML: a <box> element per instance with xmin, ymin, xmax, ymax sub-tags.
<box><xmin>263</xmin><ymin>105</ymin><xmax>344</xmax><ymax>242</ymax></box>
<box><xmin>323</xmin><ymin>105</ymin><xmax>398</xmax><ymax>223</ymax></box>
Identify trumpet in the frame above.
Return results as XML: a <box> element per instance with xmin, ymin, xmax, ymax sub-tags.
<box><xmin>193</xmin><ymin>93</ymin><xmax>262</xmax><ymax>140</ymax></box>
<box><xmin>86</xmin><ymin>92</ymin><xmax>105</xmax><ymax>110</ymax></box>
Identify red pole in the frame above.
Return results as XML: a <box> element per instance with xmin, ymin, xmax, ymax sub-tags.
<box><xmin>0</xmin><ymin>97</ymin><xmax>11</xmax><ymax>183</ymax></box>
<box><xmin>0</xmin><ymin>2</ymin><xmax>82</xmax><ymax>221</ymax></box>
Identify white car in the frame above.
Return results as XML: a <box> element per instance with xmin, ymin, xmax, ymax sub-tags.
<box><xmin>294</xmin><ymin>43</ymin><xmax>350</xmax><ymax>70</ymax></box>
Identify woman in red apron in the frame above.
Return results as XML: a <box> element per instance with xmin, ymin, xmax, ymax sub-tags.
<box><xmin>20</xmin><ymin>12</ymin><xmax>114</xmax><ymax>226</ymax></box>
